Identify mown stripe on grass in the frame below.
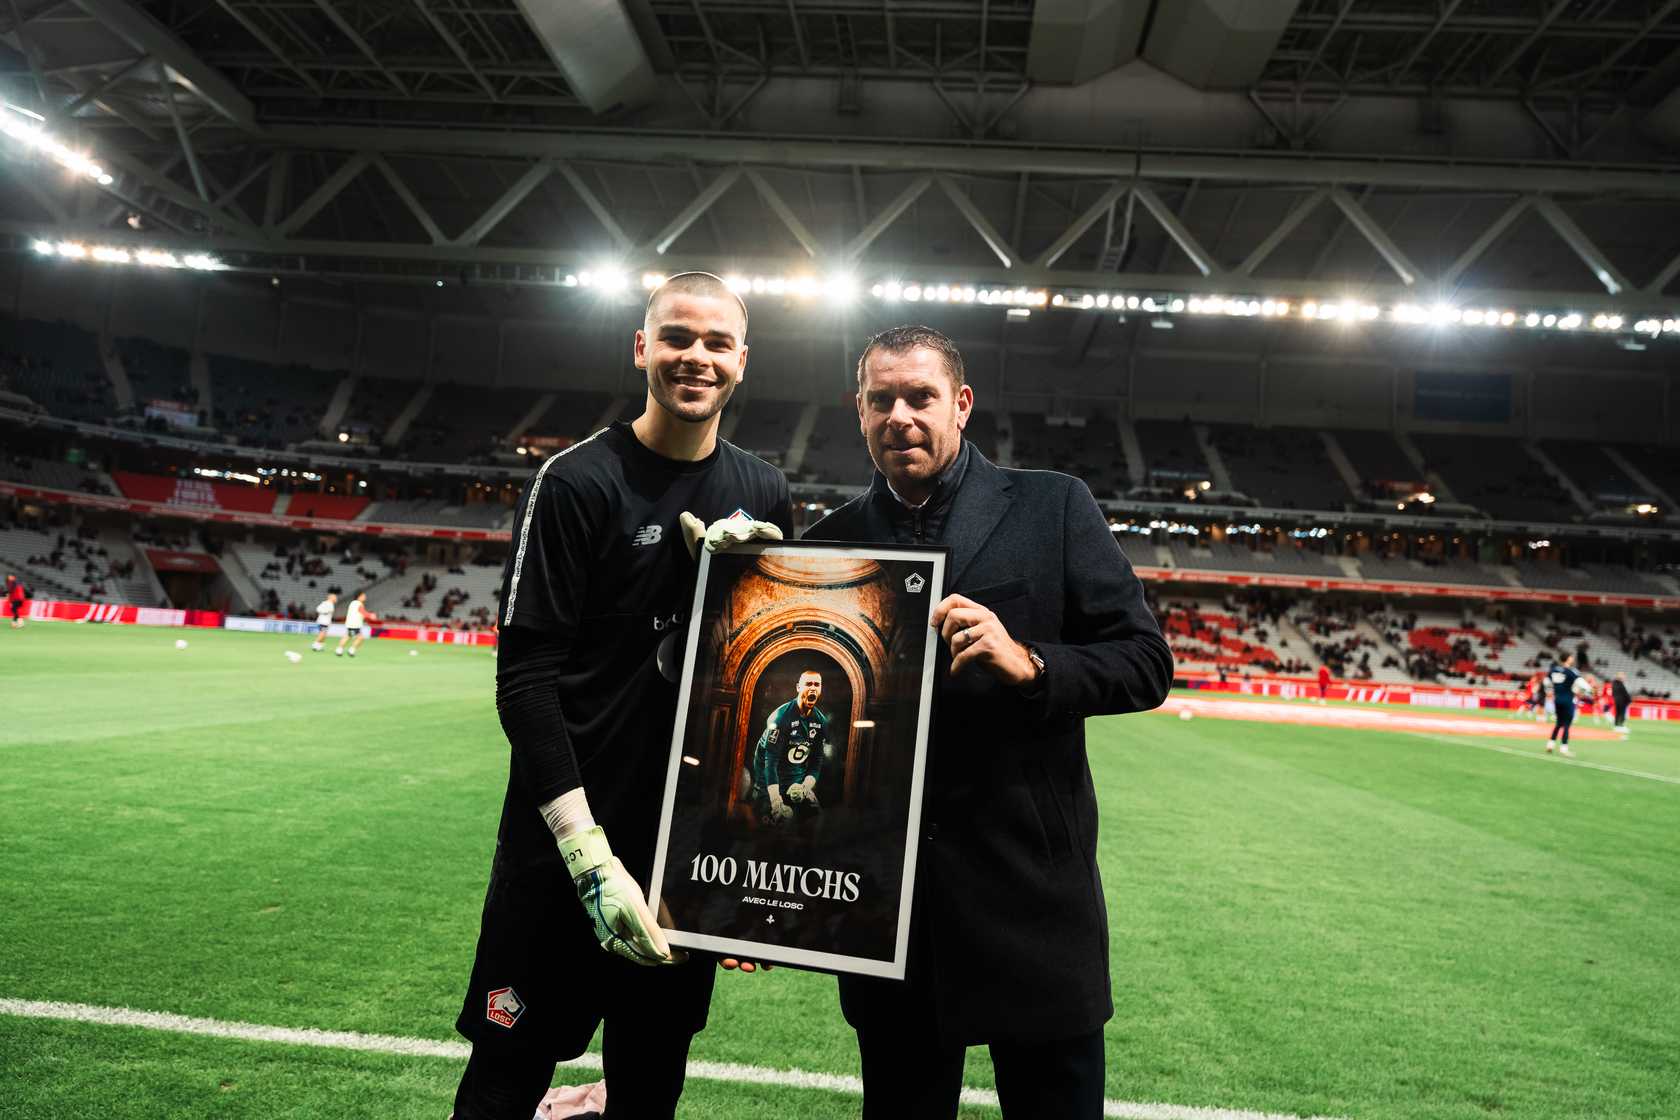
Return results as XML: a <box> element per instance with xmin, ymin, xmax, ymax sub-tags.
<box><xmin>0</xmin><ymin>997</ymin><xmax>1345</xmax><ymax>1120</ymax></box>
<box><xmin>1408</xmin><ymin>733</ymin><xmax>1680</xmax><ymax>786</ymax></box>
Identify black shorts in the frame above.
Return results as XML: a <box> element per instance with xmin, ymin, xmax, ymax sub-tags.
<box><xmin>7</xmin><ymin>599</ymin><xmax>20</xmax><ymax>618</ymax></box>
<box><xmin>455</xmin><ymin>863</ymin><xmax>717</xmax><ymax>1058</ymax></box>
<box><xmin>346</xmin><ymin>626</ymin><xmax>361</xmax><ymax>637</ymax></box>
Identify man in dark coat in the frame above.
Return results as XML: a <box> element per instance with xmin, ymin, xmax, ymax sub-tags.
<box><xmin>1612</xmin><ymin>671</ymin><xmax>1631</xmax><ymax>734</ymax></box>
<box><xmin>804</xmin><ymin>324</ymin><xmax>1173</xmax><ymax>1118</ymax></box>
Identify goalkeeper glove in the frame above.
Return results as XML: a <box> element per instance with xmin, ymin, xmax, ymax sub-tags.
<box><xmin>800</xmin><ymin>781</ymin><xmax>820</xmax><ymax>810</ymax></box>
<box><xmin>767</xmin><ymin>790</ymin><xmax>793</xmax><ymax>822</ymax></box>
<box><xmin>680</xmin><ymin>512</ymin><xmax>783</xmax><ymax>560</ymax></box>
<box><xmin>558</xmin><ymin>826</ymin><xmax>677</xmax><ymax>967</ymax></box>
<box><xmin>784</xmin><ymin>783</ymin><xmax>805</xmax><ymax>804</ymax></box>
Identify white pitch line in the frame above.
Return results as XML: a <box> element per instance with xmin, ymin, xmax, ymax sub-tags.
<box><xmin>1408</xmin><ymin>732</ymin><xmax>1680</xmax><ymax>786</ymax></box>
<box><xmin>0</xmin><ymin>997</ymin><xmax>1345</xmax><ymax>1120</ymax></box>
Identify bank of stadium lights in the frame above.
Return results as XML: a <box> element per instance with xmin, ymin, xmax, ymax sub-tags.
<box><xmin>1</xmin><ymin>99</ymin><xmax>113</xmax><ymax>186</ymax></box>
<box><xmin>31</xmin><ymin>238</ymin><xmax>225</xmax><ymax>272</ymax></box>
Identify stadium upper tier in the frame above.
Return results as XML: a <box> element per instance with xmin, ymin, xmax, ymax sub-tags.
<box><xmin>2</xmin><ymin>311</ymin><xmax>1677</xmax><ymax>527</ymax></box>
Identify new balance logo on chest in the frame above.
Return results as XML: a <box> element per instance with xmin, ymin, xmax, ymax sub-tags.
<box><xmin>632</xmin><ymin>524</ymin><xmax>664</xmax><ymax>547</ymax></box>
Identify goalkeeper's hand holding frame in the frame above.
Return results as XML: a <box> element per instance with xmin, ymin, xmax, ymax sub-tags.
<box><xmin>542</xmin><ymin>790</ymin><xmax>678</xmax><ymax>966</ymax></box>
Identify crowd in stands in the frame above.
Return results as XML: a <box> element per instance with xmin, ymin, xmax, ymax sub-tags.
<box><xmin>1159</xmin><ymin>590</ymin><xmax>1314</xmax><ymax>677</ymax></box>
<box><xmin>1294</xmin><ymin>602</ymin><xmax>1381</xmax><ymax>680</ymax></box>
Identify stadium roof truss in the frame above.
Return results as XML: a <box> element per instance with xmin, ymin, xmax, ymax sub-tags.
<box><xmin>3</xmin><ymin>0</ymin><xmax>1680</xmax><ymax>318</ymax></box>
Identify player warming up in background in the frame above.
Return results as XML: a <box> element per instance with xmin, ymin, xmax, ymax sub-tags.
<box><xmin>751</xmin><ymin>669</ymin><xmax>830</xmax><ymax>826</ymax></box>
<box><xmin>334</xmin><ymin>592</ymin><xmax>372</xmax><ymax>658</ymax></box>
<box><xmin>311</xmin><ymin>591</ymin><xmax>337</xmax><ymax>652</ymax></box>
<box><xmin>5</xmin><ymin>573</ymin><xmax>25</xmax><ymax>629</ymax></box>
<box><xmin>1544</xmin><ymin>653</ymin><xmax>1594</xmax><ymax>756</ymax></box>
<box><xmin>449</xmin><ymin>272</ymin><xmax>792</xmax><ymax>1120</ymax></box>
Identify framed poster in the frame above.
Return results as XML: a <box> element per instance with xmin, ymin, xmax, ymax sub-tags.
<box><xmin>647</xmin><ymin>541</ymin><xmax>946</xmax><ymax>980</ymax></box>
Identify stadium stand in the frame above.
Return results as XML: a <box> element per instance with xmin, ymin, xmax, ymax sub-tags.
<box><xmin>524</xmin><ymin>390</ymin><xmax>615</xmax><ymax>444</ymax></box>
<box><xmin>0</xmin><ymin>317</ymin><xmax>114</xmax><ymax>422</ymax></box>
<box><xmin>1398</xmin><ymin>609</ymin><xmax>1546</xmax><ymax>684</ymax></box>
<box><xmin>801</xmin><ymin>405</ymin><xmax>872</xmax><ymax>486</ymax></box>
<box><xmin>0</xmin><ymin>453</ymin><xmax>115</xmax><ymax>494</ymax></box>
<box><xmin>1292</xmin><ymin>602</ymin><xmax>1411</xmax><ymax>683</ymax></box>
<box><xmin>1545</xmin><ymin>441</ymin><xmax>1647</xmax><ymax>506</ymax></box>
<box><xmin>965</xmin><ymin>409</ymin><xmax>1000</xmax><ymax>463</ymax></box>
<box><xmin>359</xmin><ymin>499</ymin><xmax>510</xmax><ymax>529</ymax></box>
<box><xmin>1357</xmin><ymin>554</ymin><xmax>1510</xmax><ymax>587</ymax></box>
<box><xmin>337</xmin><ymin>375</ymin><xmax>412</xmax><ymax>447</ymax></box>
<box><xmin>228</xmin><ymin>538</ymin><xmax>401</xmax><ymax>617</ymax></box>
<box><xmin>1614</xmin><ymin>443</ymin><xmax>1680</xmax><ymax>514</ymax></box>
<box><xmin>1525</xmin><ymin>616</ymin><xmax>1680</xmax><ymax>699</ymax></box>
<box><xmin>1207</xmin><ymin>425</ymin><xmax>1351</xmax><ymax>511</ymax></box>
<box><xmin>1514</xmin><ymin>559</ymin><xmax>1671</xmax><ymax>596</ymax></box>
<box><xmin>1009</xmin><ymin>408</ymin><xmax>1127</xmax><ymax>499</ymax></box>
<box><xmin>365</xmin><ymin>559</ymin><xmax>502</xmax><ymax>627</ymax></box>
<box><xmin>0</xmin><ymin>513</ymin><xmax>149</xmax><ymax>605</ymax></box>
<box><xmin>117</xmin><ymin>336</ymin><xmax>194</xmax><ymax>414</ymax></box>
<box><xmin>209</xmin><ymin>355</ymin><xmax>340</xmax><ymax>448</ymax></box>
<box><xmin>399</xmin><ymin>383</ymin><xmax>544</xmax><ymax>463</ymax></box>
<box><xmin>1168</xmin><ymin>537</ymin><xmax>1343</xmax><ymax>576</ymax></box>
<box><xmin>1332</xmin><ymin>429</ymin><xmax>1421</xmax><ymax>497</ymax></box>
<box><xmin>729</xmin><ymin>397</ymin><xmax>804</xmax><ymax>465</ymax></box>
<box><xmin>1158</xmin><ymin>596</ymin><xmax>1316</xmax><ymax>677</ymax></box>
<box><xmin>1134</xmin><ymin>419</ymin><xmax>1209</xmax><ymax>488</ymax></box>
<box><xmin>1411</xmin><ymin>434</ymin><xmax>1558</xmax><ymax>522</ymax></box>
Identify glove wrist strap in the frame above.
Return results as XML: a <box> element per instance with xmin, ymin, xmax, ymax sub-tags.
<box><xmin>557</xmin><ymin>825</ymin><xmax>613</xmax><ymax>880</ymax></box>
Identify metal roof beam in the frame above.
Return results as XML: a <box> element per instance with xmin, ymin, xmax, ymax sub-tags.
<box><xmin>1327</xmin><ymin>186</ymin><xmax>1420</xmax><ymax>286</ymax></box>
<box><xmin>1441</xmin><ymin>195</ymin><xmax>1531</xmax><ymax>288</ymax></box>
<box><xmin>843</xmin><ymin>174</ymin><xmax>931</xmax><ymax>260</ymax></box>
<box><xmin>313</xmin><ymin>0</ymin><xmax>409</xmax><ymax>95</ymax></box>
<box><xmin>211</xmin><ymin>0</ymin><xmax>321</xmax><ymax>95</ymax></box>
<box><xmin>745</xmin><ymin>167</ymin><xmax>823</xmax><ymax>259</ymax></box>
<box><xmin>555</xmin><ymin>160</ymin><xmax>632</xmax><ymax>252</ymax></box>
<box><xmin>1133</xmin><ymin>183</ymin><xmax>1221</xmax><ymax>277</ymax></box>
<box><xmin>453</xmin><ymin>159</ymin><xmax>554</xmax><ymax>247</ymax></box>
<box><xmin>372</xmin><ymin>155</ymin><xmax>445</xmax><ymax>245</ymax></box>
<box><xmin>936</xmin><ymin>173</ymin><xmax>1017</xmax><ymax>268</ymax></box>
<box><xmin>1238</xmin><ymin>187</ymin><xmax>1326</xmax><ymax>275</ymax></box>
<box><xmin>1035</xmin><ymin>181</ymin><xmax>1126</xmax><ymax>269</ymax></box>
<box><xmin>1531</xmin><ymin>194</ymin><xmax>1631</xmax><ymax>295</ymax></box>
<box><xmin>71</xmin><ymin>0</ymin><xmax>256</xmax><ymax>128</ymax></box>
<box><xmin>248</xmin><ymin>126</ymin><xmax>1680</xmax><ymax>197</ymax></box>
<box><xmin>646</xmin><ymin>165</ymin><xmax>740</xmax><ymax>254</ymax></box>
<box><xmin>274</xmin><ymin>151</ymin><xmax>372</xmax><ymax>238</ymax></box>
<box><xmin>412</xmin><ymin>0</ymin><xmax>497</xmax><ymax>101</ymax></box>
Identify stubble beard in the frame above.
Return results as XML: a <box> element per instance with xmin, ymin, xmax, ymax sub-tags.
<box><xmin>649</xmin><ymin>365</ymin><xmax>737</xmax><ymax>426</ymax></box>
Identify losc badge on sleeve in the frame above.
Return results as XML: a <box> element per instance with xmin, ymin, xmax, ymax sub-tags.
<box><xmin>647</xmin><ymin>541</ymin><xmax>945</xmax><ymax>980</ymax></box>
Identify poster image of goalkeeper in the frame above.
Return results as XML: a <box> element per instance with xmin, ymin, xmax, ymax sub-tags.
<box><xmin>649</xmin><ymin>541</ymin><xmax>944</xmax><ymax>980</ymax></box>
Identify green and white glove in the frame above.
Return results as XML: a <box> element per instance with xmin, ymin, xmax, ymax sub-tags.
<box><xmin>680</xmin><ymin>511</ymin><xmax>783</xmax><ymax>560</ymax></box>
<box><xmin>558</xmin><ymin>825</ymin><xmax>677</xmax><ymax>967</ymax></box>
<box><xmin>767</xmin><ymin>788</ymin><xmax>793</xmax><ymax>822</ymax></box>
<box><xmin>800</xmin><ymin>779</ymin><xmax>820</xmax><ymax>810</ymax></box>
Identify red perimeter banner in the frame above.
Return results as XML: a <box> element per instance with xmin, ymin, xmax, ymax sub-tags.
<box><xmin>1176</xmin><ymin>669</ymin><xmax>1680</xmax><ymax>722</ymax></box>
<box><xmin>18</xmin><ymin>598</ymin><xmax>224</xmax><ymax>628</ymax></box>
<box><xmin>113</xmin><ymin>471</ymin><xmax>277</xmax><ymax>514</ymax></box>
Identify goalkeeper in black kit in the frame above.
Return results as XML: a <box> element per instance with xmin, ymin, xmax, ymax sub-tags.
<box><xmin>752</xmin><ymin>670</ymin><xmax>831</xmax><ymax>824</ymax></box>
<box><xmin>449</xmin><ymin>273</ymin><xmax>792</xmax><ymax>1120</ymax></box>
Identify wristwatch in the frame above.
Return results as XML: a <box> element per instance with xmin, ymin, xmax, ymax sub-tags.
<box><xmin>1021</xmin><ymin>643</ymin><xmax>1047</xmax><ymax>694</ymax></box>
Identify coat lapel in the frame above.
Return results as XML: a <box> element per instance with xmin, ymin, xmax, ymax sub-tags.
<box><xmin>942</xmin><ymin>449</ymin><xmax>1013</xmax><ymax>587</ymax></box>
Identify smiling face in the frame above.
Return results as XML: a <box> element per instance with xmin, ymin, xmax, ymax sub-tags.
<box><xmin>795</xmin><ymin>671</ymin><xmax>822</xmax><ymax>711</ymax></box>
<box><xmin>635</xmin><ymin>290</ymin><xmax>748</xmax><ymax>427</ymax></box>
<box><xmin>857</xmin><ymin>345</ymin><xmax>972</xmax><ymax>505</ymax></box>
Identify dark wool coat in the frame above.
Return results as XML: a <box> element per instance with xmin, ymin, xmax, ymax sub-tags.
<box><xmin>805</xmin><ymin>447</ymin><xmax>1173</xmax><ymax>1044</ymax></box>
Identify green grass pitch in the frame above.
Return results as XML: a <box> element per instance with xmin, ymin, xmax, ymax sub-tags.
<box><xmin>3</xmin><ymin>623</ymin><xmax>1678</xmax><ymax>1119</ymax></box>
